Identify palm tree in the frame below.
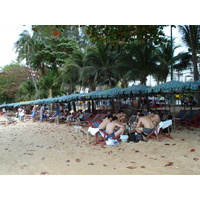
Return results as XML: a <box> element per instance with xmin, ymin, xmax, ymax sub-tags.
<box><xmin>84</xmin><ymin>42</ymin><xmax>122</xmax><ymax>88</ymax></box>
<box><xmin>58</xmin><ymin>49</ymin><xmax>86</xmax><ymax>94</ymax></box>
<box><xmin>15</xmin><ymin>80</ymin><xmax>36</xmax><ymax>101</ymax></box>
<box><xmin>178</xmin><ymin>25</ymin><xmax>200</xmax><ymax>81</ymax></box>
<box><xmin>154</xmin><ymin>40</ymin><xmax>190</xmax><ymax>83</ymax></box>
<box><xmin>123</xmin><ymin>43</ymin><xmax>159</xmax><ymax>85</ymax></box>
<box><xmin>14</xmin><ymin>30</ymin><xmax>38</xmax><ymax>91</ymax></box>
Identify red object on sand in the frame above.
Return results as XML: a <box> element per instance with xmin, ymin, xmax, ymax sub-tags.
<box><xmin>190</xmin><ymin>149</ymin><xmax>195</xmax><ymax>152</ymax></box>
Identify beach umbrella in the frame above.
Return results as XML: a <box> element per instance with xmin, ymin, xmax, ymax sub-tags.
<box><xmin>119</xmin><ymin>85</ymin><xmax>151</xmax><ymax>95</ymax></box>
<box><xmin>148</xmin><ymin>80</ymin><xmax>188</xmax><ymax>93</ymax></box>
<box><xmin>188</xmin><ymin>80</ymin><xmax>200</xmax><ymax>90</ymax></box>
<box><xmin>96</xmin><ymin>88</ymin><xmax>124</xmax><ymax>98</ymax></box>
<box><xmin>81</xmin><ymin>91</ymin><xmax>102</xmax><ymax>100</ymax></box>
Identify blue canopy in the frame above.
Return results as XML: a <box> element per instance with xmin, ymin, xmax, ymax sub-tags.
<box><xmin>96</xmin><ymin>88</ymin><xmax>124</xmax><ymax>98</ymax></box>
<box><xmin>148</xmin><ymin>81</ymin><xmax>188</xmax><ymax>93</ymax></box>
<box><xmin>119</xmin><ymin>85</ymin><xmax>150</xmax><ymax>95</ymax></box>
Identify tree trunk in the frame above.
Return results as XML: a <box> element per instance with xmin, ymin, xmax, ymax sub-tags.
<box><xmin>189</xmin><ymin>25</ymin><xmax>199</xmax><ymax>81</ymax></box>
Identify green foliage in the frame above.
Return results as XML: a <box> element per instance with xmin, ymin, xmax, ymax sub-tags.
<box><xmin>85</xmin><ymin>25</ymin><xmax>167</xmax><ymax>46</ymax></box>
<box><xmin>32</xmin><ymin>37</ymin><xmax>78</xmax><ymax>72</ymax></box>
<box><xmin>0</xmin><ymin>65</ymin><xmax>31</xmax><ymax>103</ymax></box>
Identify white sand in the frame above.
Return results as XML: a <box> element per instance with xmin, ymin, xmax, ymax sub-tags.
<box><xmin>0</xmin><ymin>116</ymin><xmax>200</xmax><ymax>175</ymax></box>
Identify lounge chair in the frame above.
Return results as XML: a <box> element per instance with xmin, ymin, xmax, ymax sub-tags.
<box><xmin>183</xmin><ymin>109</ymin><xmax>200</xmax><ymax>127</ymax></box>
<box><xmin>88</xmin><ymin>120</ymin><xmax>101</xmax><ymax>128</ymax></box>
<box><xmin>181</xmin><ymin>110</ymin><xmax>199</xmax><ymax>126</ymax></box>
<box><xmin>145</xmin><ymin>120</ymin><xmax>173</xmax><ymax>141</ymax></box>
<box><xmin>172</xmin><ymin>110</ymin><xmax>189</xmax><ymax>125</ymax></box>
<box><xmin>99</xmin><ymin>129</ymin><xmax>120</xmax><ymax>142</ymax></box>
<box><xmin>80</xmin><ymin>126</ymin><xmax>103</xmax><ymax>145</ymax></box>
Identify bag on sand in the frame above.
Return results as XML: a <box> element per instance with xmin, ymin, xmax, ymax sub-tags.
<box><xmin>128</xmin><ymin>132</ymin><xmax>143</xmax><ymax>143</ymax></box>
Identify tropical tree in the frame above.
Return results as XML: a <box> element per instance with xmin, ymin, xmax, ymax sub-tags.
<box><xmin>0</xmin><ymin>64</ymin><xmax>32</xmax><ymax>103</ymax></box>
<box><xmin>154</xmin><ymin>40</ymin><xmax>191</xmax><ymax>83</ymax></box>
<box><xmin>121</xmin><ymin>42</ymin><xmax>159</xmax><ymax>85</ymax></box>
<box><xmin>83</xmin><ymin>42</ymin><xmax>122</xmax><ymax>88</ymax></box>
<box><xmin>32</xmin><ymin>25</ymin><xmax>90</xmax><ymax>48</ymax></box>
<box><xmin>36</xmin><ymin>68</ymin><xmax>62</xmax><ymax>98</ymax></box>
<box><xmin>85</xmin><ymin>25</ymin><xmax>167</xmax><ymax>46</ymax></box>
<box><xmin>31</xmin><ymin>36</ymin><xmax>78</xmax><ymax>74</ymax></box>
<box><xmin>15</xmin><ymin>80</ymin><xmax>36</xmax><ymax>101</ymax></box>
<box><xmin>14</xmin><ymin>30</ymin><xmax>39</xmax><ymax>91</ymax></box>
<box><xmin>178</xmin><ymin>25</ymin><xmax>200</xmax><ymax>81</ymax></box>
<box><xmin>58</xmin><ymin>49</ymin><xmax>84</xmax><ymax>94</ymax></box>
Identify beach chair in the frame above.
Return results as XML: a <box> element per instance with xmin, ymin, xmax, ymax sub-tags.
<box><xmin>80</xmin><ymin>126</ymin><xmax>103</xmax><ymax>145</ymax></box>
<box><xmin>183</xmin><ymin>109</ymin><xmax>200</xmax><ymax>127</ymax></box>
<box><xmin>88</xmin><ymin>120</ymin><xmax>101</xmax><ymax>128</ymax></box>
<box><xmin>5</xmin><ymin>116</ymin><xmax>17</xmax><ymax>125</ymax></box>
<box><xmin>146</xmin><ymin>120</ymin><xmax>173</xmax><ymax>141</ymax></box>
<box><xmin>80</xmin><ymin>128</ymin><xmax>96</xmax><ymax>144</ymax></box>
<box><xmin>97</xmin><ymin>113</ymin><xmax>107</xmax><ymax>121</ymax></box>
<box><xmin>88</xmin><ymin>113</ymin><xmax>102</xmax><ymax>121</ymax></box>
<box><xmin>181</xmin><ymin>110</ymin><xmax>198</xmax><ymax>126</ymax></box>
<box><xmin>99</xmin><ymin>129</ymin><xmax>120</xmax><ymax>142</ymax></box>
<box><xmin>172</xmin><ymin>110</ymin><xmax>189</xmax><ymax>125</ymax></box>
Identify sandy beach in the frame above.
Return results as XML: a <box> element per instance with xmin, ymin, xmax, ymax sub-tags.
<box><xmin>0</xmin><ymin>115</ymin><xmax>200</xmax><ymax>175</ymax></box>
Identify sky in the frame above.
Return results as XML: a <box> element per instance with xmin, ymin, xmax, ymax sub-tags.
<box><xmin>0</xmin><ymin>25</ymin><xmax>32</xmax><ymax>67</ymax></box>
<box><xmin>0</xmin><ymin>25</ymin><xmax>188</xmax><ymax>68</ymax></box>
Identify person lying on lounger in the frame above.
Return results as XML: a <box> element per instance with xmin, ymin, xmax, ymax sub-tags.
<box><xmin>105</xmin><ymin>116</ymin><xmax>125</xmax><ymax>137</ymax></box>
<box><xmin>135</xmin><ymin>114</ymin><xmax>154</xmax><ymax>141</ymax></box>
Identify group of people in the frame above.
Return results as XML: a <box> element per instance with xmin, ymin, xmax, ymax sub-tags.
<box><xmin>98</xmin><ymin>109</ymin><xmax>161</xmax><ymax>142</ymax></box>
<box><xmin>98</xmin><ymin>111</ymin><xmax>127</xmax><ymax>138</ymax></box>
<box><xmin>135</xmin><ymin>110</ymin><xmax>161</xmax><ymax>141</ymax></box>
<box><xmin>181</xmin><ymin>95</ymin><xmax>198</xmax><ymax>107</ymax></box>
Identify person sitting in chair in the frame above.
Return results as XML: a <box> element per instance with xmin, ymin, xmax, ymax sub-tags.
<box><xmin>149</xmin><ymin>110</ymin><xmax>161</xmax><ymax>127</ymax></box>
<box><xmin>135</xmin><ymin>114</ymin><xmax>155</xmax><ymax>141</ymax></box>
<box><xmin>99</xmin><ymin>114</ymin><xmax>113</xmax><ymax>130</ymax></box>
<box><xmin>105</xmin><ymin>116</ymin><xmax>125</xmax><ymax>137</ymax></box>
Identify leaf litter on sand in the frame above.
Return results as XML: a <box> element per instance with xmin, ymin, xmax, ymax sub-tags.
<box><xmin>164</xmin><ymin>162</ymin><xmax>174</xmax><ymax>167</ymax></box>
<box><xmin>88</xmin><ymin>162</ymin><xmax>94</xmax><ymax>165</ymax></box>
<box><xmin>193</xmin><ymin>158</ymin><xmax>199</xmax><ymax>161</ymax></box>
<box><xmin>127</xmin><ymin>166</ymin><xmax>136</xmax><ymax>169</ymax></box>
<box><xmin>40</xmin><ymin>171</ymin><xmax>49</xmax><ymax>175</ymax></box>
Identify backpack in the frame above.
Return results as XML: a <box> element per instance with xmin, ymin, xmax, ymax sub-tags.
<box><xmin>128</xmin><ymin>132</ymin><xmax>143</xmax><ymax>143</ymax></box>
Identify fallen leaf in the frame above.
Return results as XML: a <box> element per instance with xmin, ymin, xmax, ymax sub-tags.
<box><xmin>141</xmin><ymin>166</ymin><xmax>145</xmax><ymax>168</ymax></box>
<box><xmin>88</xmin><ymin>162</ymin><xmax>94</xmax><ymax>165</ymax></box>
<box><xmin>164</xmin><ymin>162</ymin><xmax>174</xmax><ymax>167</ymax></box>
<box><xmin>144</xmin><ymin>155</ymin><xmax>148</xmax><ymax>157</ymax></box>
<box><xmin>190</xmin><ymin>149</ymin><xmax>195</xmax><ymax>152</ymax></box>
<box><xmin>76</xmin><ymin>158</ymin><xmax>81</xmax><ymax>162</ymax></box>
<box><xmin>135</xmin><ymin>150</ymin><xmax>139</xmax><ymax>153</ymax></box>
<box><xmin>164</xmin><ymin>143</ymin><xmax>170</xmax><ymax>145</ymax></box>
<box><xmin>130</xmin><ymin>161</ymin><xmax>136</xmax><ymax>163</ymax></box>
<box><xmin>66</xmin><ymin>160</ymin><xmax>70</xmax><ymax>162</ymax></box>
<box><xmin>193</xmin><ymin>158</ymin><xmax>199</xmax><ymax>161</ymax></box>
<box><xmin>103</xmin><ymin>164</ymin><xmax>107</xmax><ymax>167</ymax></box>
<box><xmin>41</xmin><ymin>157</ymin><xmax>45</xmax><ymax>160</ymax></box>
<box><xmin>127</xmin><ymin>166</ymin><xmax>136</xmax><ymax>169</ymax></box>
<box><xmin>40</xmin><ymin>171</ymin><xmax>49</xmax><ymax>175</ymax></box>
